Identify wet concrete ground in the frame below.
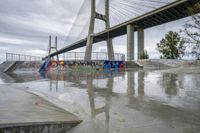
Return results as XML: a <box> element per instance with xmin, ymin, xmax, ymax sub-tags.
<box><xmin>0</xmin><ymin>74</ymin><xmax>81</xmax><ymax>132</ymax></box>
<box><xmin>0</xmin><ymin>67</ymin><xmax>200</xmax><ymax>133</ymax></box>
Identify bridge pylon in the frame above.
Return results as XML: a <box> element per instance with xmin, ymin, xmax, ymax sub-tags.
<box><xmin>84</xmin><ymin>0</ymin><xmax>115</xmax><ymax>61</ymax></box>
<box><xmin>48</xmin><ymin>35</ymin><xmax>59</xmax><ymax>61</ymax></box>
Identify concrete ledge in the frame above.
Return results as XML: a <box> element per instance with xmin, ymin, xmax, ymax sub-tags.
<box><xmin>0</xmin><ymin>120</ymin><xmax>82</xmax><ymax>129</ymax></box>
<box><xmin>0</xmin><ymin>122</ymin><xmax>80</xmax><ymax>133</ymax></box>
<box><xmin>0</xmin><ymin>84</ymin><xmax>82</xmax><ymax>133</ymax></box>
<box><xmin>0</xmin><ymin>121</ymin><xmax>81</xmax><ymax>133</ymax></box>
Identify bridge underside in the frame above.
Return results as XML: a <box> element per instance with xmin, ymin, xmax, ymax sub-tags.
<box><xmin>47</xmin><ymin>0</ymin><xmax>200</xmax><ymax>59</ymax></box>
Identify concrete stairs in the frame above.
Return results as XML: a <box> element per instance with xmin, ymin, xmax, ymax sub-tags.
<box><xmin>0</xmin><ymin>61</ymin><xmax>17</xmax><ymax>73</ymax></box>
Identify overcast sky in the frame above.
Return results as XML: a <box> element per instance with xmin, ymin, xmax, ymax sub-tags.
<box><xmin>0</xmin><ymin>0</ymin><xmax>191</xmax><ymax>62</ymax></box>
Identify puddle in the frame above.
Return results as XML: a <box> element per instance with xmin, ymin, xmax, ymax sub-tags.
<box><xmin>1</xmin><ymin>69</ymin><xmax>200</xmax><ymax>133</ymax></box>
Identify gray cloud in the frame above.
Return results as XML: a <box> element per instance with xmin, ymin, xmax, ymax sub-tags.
<box><xmin>0</xmin><ymin>0</ymin><xmax>192</xmax><ymax>62</ymax></box>
<box><xmin>0</xmin><ymin>0</ymin><xmax>83</xmax><ymax>61</ymax></box>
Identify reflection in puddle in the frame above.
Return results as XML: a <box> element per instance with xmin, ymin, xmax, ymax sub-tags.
<box><xmin>1</xmin><ymin>69</ymin><xmax>200</xmax><ymax>133</ymax></box>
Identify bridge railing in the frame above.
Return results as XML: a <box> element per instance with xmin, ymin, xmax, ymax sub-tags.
<box><xmin>6</xmin><ymin>53</ymin><xmax>43</xmax><ymax>62</ymax></box>
<box><xmin>62</xmin><ymin>52</ymin><xmax>125</xmax><ymax>61</ymax></box>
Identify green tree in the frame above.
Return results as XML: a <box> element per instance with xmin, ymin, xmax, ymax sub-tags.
<box><xmin>139</xmin><ymin>50</ymin><xmax>149</xmax><ymax>59</ymax></box>
<box><xmin>156</xmin><ymin>31</ymin><xmax>185</xmax><ymax>59</ymax></box>
<box><xmin>181</xmin><ymin>2</ymin><xmax>200</xmax><ymax>60</ymax></box>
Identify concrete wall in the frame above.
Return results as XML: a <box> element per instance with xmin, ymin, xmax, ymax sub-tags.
<box><xmin>45</xmin><ymin>60</ymin><xmax>126</xmax><ymax>72</ymax></box>
<box><xmin>1</xmin><ymin>60</ymin><xmax>127</xmax><ymax>73</ymax></box>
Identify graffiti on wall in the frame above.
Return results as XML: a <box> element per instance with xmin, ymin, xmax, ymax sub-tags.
<box><xmin>39</xmin><ymin>59</ymin><xmax>125</xmax><ymax>72</ymax></box>
<box><xmin>103</xmin><ymin>60</ymin><xmax>124</xmax><ymax>71</ymax></box>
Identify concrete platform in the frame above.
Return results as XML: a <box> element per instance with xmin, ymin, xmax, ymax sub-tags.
<box><xmin>0</xmin><ymin>84</ymin><xmax>82</xmax><ymax>132</ymax></box>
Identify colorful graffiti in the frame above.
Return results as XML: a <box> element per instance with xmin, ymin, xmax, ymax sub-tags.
<box><xmin>39</xmin><ymin>59</ymin><xmax>125</xmax><ymax>72</ymax></box>
<box><xmin>103</xmin><ymin>60</ymin><xmax>124</xmax><ymax>71</ymax></box>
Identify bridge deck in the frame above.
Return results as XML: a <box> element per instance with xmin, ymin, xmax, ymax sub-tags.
<box><xmin>48</xmin><ymin>0</ymin><xmax>199</xmax><ymax>58</ymax></box>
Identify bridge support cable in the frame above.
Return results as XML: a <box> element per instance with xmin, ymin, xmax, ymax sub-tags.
<box><xmin>62</xmin><ymin>0</ymin><xmax>175</xmax><ymax>47</ymax></box>
<box><xmin>49</xmin><ymin>0</ymin><xmax>178</xmax><ymax>61</ymax></box>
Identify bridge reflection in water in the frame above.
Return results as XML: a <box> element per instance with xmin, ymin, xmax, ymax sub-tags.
<box><xmin>1</xmin><ymin>69</ymin><xmax>200</xmax><ymax>133</ymax></box>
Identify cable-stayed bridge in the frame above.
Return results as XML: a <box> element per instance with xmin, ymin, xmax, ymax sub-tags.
<box><xmin>47</xmin><ymin>0</ymin><xmax>200</xmax><ymax>61</ymax></box>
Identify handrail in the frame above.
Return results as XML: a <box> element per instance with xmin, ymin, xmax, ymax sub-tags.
<box><xmin>61</xmin><ymin>52</ymin><xmax>125</xmax><ymax>61</ymax></box>
<box><xmin>6</xmin><ymin>53</ymin><xmax>43</xmax><ymax>61</ymax></box>
<box><xmin>6</xmin><ymin>52</ymin><xmax>125</xmax><ymax>62</ymax></box>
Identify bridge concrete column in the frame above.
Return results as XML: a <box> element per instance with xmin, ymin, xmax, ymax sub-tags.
<box><xmin>84</xmin><ymin>35</ymin><xmax>94</xmax><ymax>61</ymax></box>
<box><xmin>84</xmin><ymin>0</ymin><xmax>96</xmax><ymax>61</ymax></box>
<box><xmin>138</xmin><ymin>29</ymin><xmax>144</xmax><ymax>59</ymax></box>
<box><xmin>105</xmin><ymin>0</ymin><xmax>115</xmax><ymax>60</ymax></box>
<box><xmin>107</xmin><ymin>36</ymin><xmax>115</xmax><ymax>60</ymax></box>
<box><xmin>127</xmin><ymin>24</ymin><xmax>135</xmax><ymax>61</ymax></box>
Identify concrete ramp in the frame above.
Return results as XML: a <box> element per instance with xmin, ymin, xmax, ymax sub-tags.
<box><xmin>137</xmin><ymin>60</ymin><xmax>171</xmax><ymax>68</ymax></box>
<box><xmin>0</xmin><ymin>61</ymin><xmax>17</xmax><ymax>73</ymax></box>
<box><xmin>0</xmin><ymin>61</ymin><xmax>41</xmax><ymax>73</ymax></box>
<box><xmin>125</xmin><ymin>61</ymin><xmax>142</xmax><ymax>68</ymax></box>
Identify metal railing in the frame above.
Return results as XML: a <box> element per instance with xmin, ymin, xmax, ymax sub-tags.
<box><xmin>61</xmin><ymin>52</ymin><xmax>125</xmax><ymax>61</ymax></box>
<box><xmin>5</xmin><ymin>52</ymin><xmax>125</xmax><ymax>62</ymax></box>
<box><xmin>6</xmin><ymin>53</ymin><xmax>43</xmax><ymax>61</ymax></box>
